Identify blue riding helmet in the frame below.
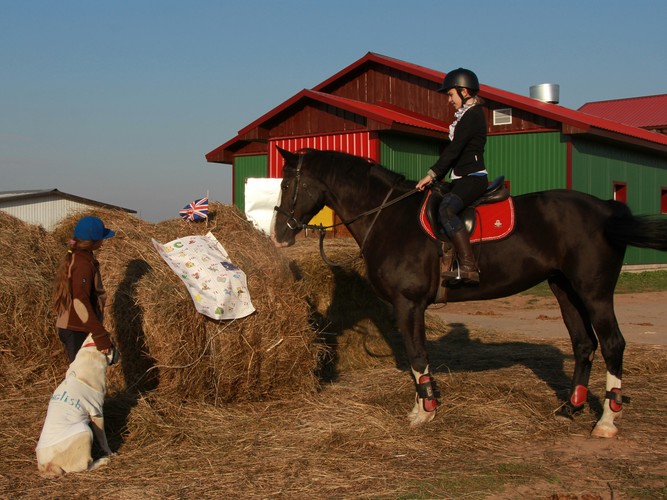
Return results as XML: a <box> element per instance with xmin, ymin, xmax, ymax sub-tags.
<box><xmin>73</xmin><ymin>216</ymin><xmax>115</xmax><ymax>241</ymax></box>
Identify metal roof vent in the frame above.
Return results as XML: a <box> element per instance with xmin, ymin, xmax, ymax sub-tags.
<box><xmin>530</xmin><ymin>83</ymin><xmax>560</xmax><ymax>104</ymax></box>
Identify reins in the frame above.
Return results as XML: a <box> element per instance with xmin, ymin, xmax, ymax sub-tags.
<box><xmin>274</xmin><ymin>158</ymin><xmax>420</xmax><ymax>267</ymax></box>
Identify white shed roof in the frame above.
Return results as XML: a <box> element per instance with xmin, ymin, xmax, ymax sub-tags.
<box><xmin>0</xmin><ymin>189</ymin><xmax>136</xmax><ymax>212</ymax></box>
<box><xmin>0</xmin><ymin>189</ymin><xmax>136</xmax><ymax>231</ymax></box>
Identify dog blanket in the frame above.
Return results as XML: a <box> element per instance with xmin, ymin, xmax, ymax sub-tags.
<box><xmin>35</xmin><ymin>373</ymin><xmax>104</xmax><ymax>450</ymax></box>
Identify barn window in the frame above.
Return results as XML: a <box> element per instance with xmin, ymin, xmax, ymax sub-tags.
<box><xmin>613</xmin><ymin>182</ymin><xmax>627</xmax><ymax>204</ymax></box>
<box><xmin>493</xmin><ymin>108</ymin><xmax>512</xmax><ymax>126</ymax></box>
<box><xmin>661</xmin><ymin>187</ymin><xmax>667</xmax><ymax>214</ymax></box>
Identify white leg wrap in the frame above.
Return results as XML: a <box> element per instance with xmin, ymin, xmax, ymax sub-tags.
<box><xmin>407</xmin><ymin>365</ymin><xmax>437</xmax><ymax>427</ymax></box>
<box><xmin>591</xmin><ymin>371</ymin><xmax>622</xmax><ymax>438</ymax></box>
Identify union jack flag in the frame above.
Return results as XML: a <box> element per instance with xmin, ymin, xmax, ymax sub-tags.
<box><xmin>180</xmin><ymin>197</ymin><xmax>209</xmax><ymax>222</ymax></box>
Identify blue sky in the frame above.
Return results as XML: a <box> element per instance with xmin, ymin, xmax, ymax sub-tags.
<box><xmin>2</xmin><ymin>0</ymin><xmax>666</xmax><ymax>222</ymax></box>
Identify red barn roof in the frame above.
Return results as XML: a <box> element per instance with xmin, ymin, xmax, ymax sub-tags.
<box><xmin>205</xmin><ymin>89</ymin><xmax>450</xmax><ymax>163</ymax></box>
<box><xmin>578</xmin><ymin>94</ymin><xmax>667</xmax><ymax>131</ymax></box>
<box><xmin>483</xmin><ymin>86</ymin><xmax>667</xmax><ymax>148</ymax></box>
<box><xmin>207</xmin><ymin>53</ymin><xmax>667</xmax><ymax>164</ymax></box>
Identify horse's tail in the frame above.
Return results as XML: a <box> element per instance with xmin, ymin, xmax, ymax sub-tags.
<box><xmin>604</xmin><ymin>202</ymin><xmax>667</xmax><ymax>251</ymax></box>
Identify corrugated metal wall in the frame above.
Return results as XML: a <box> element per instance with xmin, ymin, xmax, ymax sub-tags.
<box><xmin>233</xmin><ymin>133</ymin><xmax>378</xmax><ymax>225</ymax></box>
<box><xmin>232</xmin><ymin>153</ymin><xmax>334</xmax><ymax>229</ymax></box>
<box><xmin>571</xmin><ymin>137</ymin><xmax>667</xmax><ymax>211</ymax></box>
<box><xmin>571</xmin><ymin>137</ymin><xmax>667</xmax><ymax>264</ymax></box>
<box><xmin>266</xmin><ymin>132</ymin><xmax>378</xmax><ymax>238</ymax></box>
<box><xmin>378</xmin><ymin>132</ymin><xmax>441</xmax><ymax>180</ymax></box>
<box><xmin>235</xmin><ymin>130</ymin><xmax>667</xmax><ymax>265</ymax></box>
<box><xmin>485</xmin><ymin>131</ymin><xmax>567</xmax><ymax>194</ymax></box>
<box><xmin>378</xmin><ymin>131</ymin><xmax>568</xmax><ymax>192</ymax></box>
<box><xmin>0</xmin><ymin>195</ymin><xmax>97</xmax><ymax>231</ymax></box>
<box><xmin>234</xmin><ymin>155</ymin><xmax>268</xmax><ymax>213</ymax></box>
<box><xmin>269</xmin><ymin>132</ymin><xmax>378</xmax><ymax>178</ymax></box>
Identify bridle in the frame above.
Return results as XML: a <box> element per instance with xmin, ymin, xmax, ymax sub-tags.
<box><xmin>273</xmin><ymin>154</ymin><xmax>420</xmax><ymax>267</ymax></box>
<box><xmin>279</xmin><ymin>154</ymin><xmax>306</xmax><ymax>232</ymax></box>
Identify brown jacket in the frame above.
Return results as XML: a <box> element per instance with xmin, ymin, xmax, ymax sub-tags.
<box><xmin>55</xmin><ymin>250</ymin><xmax>112</xmax><ymax>350</ymax></box>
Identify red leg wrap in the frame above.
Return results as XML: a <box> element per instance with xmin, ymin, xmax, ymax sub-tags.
<box><xmin>608</xmin><ymin>387</ymin><xmax>622</xmax><ymax>413</ymax></box>
<box><xmin>418</xmin><ymin>375</ymin><xmax>438</xmax><ymax>412</ymax></box>
<box><xmin>570</xmin><ymin>385</ymin><xmax>588</xmax><ymax>407</ymax></box>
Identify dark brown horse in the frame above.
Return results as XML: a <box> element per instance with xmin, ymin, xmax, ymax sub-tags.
<box><xmin>271</xmin><ymin>147</ymin><xmax>667</xmax><ymax>437</ymax></box>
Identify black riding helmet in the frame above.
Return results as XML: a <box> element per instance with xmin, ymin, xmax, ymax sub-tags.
<box><xmin>437</xmin><ymin>68</ymin><xmax>480</xmax><ymax>103</ymax></box>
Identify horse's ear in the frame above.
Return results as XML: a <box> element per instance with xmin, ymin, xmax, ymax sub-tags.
<box><xmin>276</xmin><ymin>146</ymin><xmax>299</xmax><ymax>164</ymax></box>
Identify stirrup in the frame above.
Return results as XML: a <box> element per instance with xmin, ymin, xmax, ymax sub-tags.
<box><xmin>442</xmin><ymin>265</ymin><xmax>479</xmax><ymax>285</ymax></box>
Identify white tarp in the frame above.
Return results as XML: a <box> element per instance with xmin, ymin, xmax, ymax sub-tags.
<box><xmin>244</xmin><ymin>177</ymin><xmax>281</xmax><ymax>235</ymax></box>
<box><xmin>152</xmin><ymin>232</ymin><xmax>255</xmax><ymax>320</ymax></box>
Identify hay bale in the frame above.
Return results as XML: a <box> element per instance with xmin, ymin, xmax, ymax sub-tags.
<box><xmin>0</xmin><ymin>211</ymin><xmax>64</xmax><ymax>388</ymax></box>
<box><xmin>49</xmin><ymin>203</ymin><xmax>323</xmax><ymax>403</ymax></box>
<box><xmin>282</xmin><ymin>238</ymin><xmax>409</xmax><ymax>373</ymax></box>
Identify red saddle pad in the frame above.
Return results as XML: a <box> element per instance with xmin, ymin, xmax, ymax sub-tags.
<box><xmin>469</xmin><ymin>197</ymin><xmax>515</xmax><ymax>243</ymax></box>
<box><xmin>419</xmin><ymin>193</ymin><xmax>515</xmax><ymax>243</ymax></box>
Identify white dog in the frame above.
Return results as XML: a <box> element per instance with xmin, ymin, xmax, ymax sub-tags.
<box><xmin>36</xmin><ymin>334</ymin><xmax>119</xmax><ymax>476</ymax></box>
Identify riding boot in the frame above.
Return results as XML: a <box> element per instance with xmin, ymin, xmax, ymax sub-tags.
<box><xmin>442</xmin><ymin>230</ymin><xmax>479</xmax><ymax>285</ymax></box>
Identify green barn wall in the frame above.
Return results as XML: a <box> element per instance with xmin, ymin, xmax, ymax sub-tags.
<box><xmin>379</xmin><ymin>132</ymin><xmax>441</xmax><ymax>180</ymax></box>
<box><xmin>571</xmin><ymin>137</ymin><xmax>667</xmax><ymax>212</ymax></box>
<box><xmin>377</xmin><ymin>130</ymin><xmax>667</xmax><ymax>266</ymax></box>
<box><xmin>485</xmin><ymin>132</ymin><xmax>567</xmax><ymax>194</ymax></box>
<box><xmin>379</xmin><ymin>131</ymin><xmax>568</xmax><ymax>193</ymax></box>
<box><xmin>571</xmin><ymin>137</ymin><xmax>667</xmax><ymax>265</ymax></box>
<box><xmin>233</xmin><ymin>155</ymin><xmax>268</xmax><ymax>213</ymax></box>
<box><xmin>249</xmin><ymin>130</ymin><xmax>666</xmax><ymax>266</ymax></box>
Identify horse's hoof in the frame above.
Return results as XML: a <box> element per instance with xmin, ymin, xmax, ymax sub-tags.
<box><xmin>408</xmin><ymin>412</ymin><xmax>436</xmax><ymax>427</ymax></box>
<box><xmin>554</xmin><ymin>413</ymin><xmax>573</xmax><ymax>424</ymax></box>
<box><xmin>554</xmin><ymin>402</ymin><xmax>584</xmax><ymax>422</ymax></box>
<box><xmin>591</xmin><ymin>422</ymin><xmax>618</xmax><ymax>439</ymax></box>
<box><xmin>407</xmin><ymin>405</ymin><xmax>436</xmax><ymax>427</ymax></box>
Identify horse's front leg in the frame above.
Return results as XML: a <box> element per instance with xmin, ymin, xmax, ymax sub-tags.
<box><xmin>408</xmin><ymin>365</ymin><xmax>438</xmax><ymax>427</ymax></box>
<box><xmin>393</xmin><ymin>296</ymin><xmax>438</xmax><ymax>427</ymax></box>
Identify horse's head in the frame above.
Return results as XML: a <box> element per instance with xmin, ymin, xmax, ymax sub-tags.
<box><xmin>271</xmin><ymin>147</ymin><xmax>327</xmax><ymax>247</ymax></box>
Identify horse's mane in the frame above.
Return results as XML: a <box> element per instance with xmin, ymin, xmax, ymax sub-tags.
<box><xmin>301</xmin><ymin>148</ymin><xmax>414</xmax><ymax>191</ymax></box>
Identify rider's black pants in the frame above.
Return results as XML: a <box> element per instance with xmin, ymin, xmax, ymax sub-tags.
<box><xmin>438</xmin><ymin>174</ymin><xmax>488</xmax><ymax>238</ymax></box>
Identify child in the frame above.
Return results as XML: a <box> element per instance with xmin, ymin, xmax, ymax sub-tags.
<box><xmin>52</xmin><ymin>216</ymin><xmax>115</xmax><ymax>361</ymax></box>
<box><xmin>417</xmin><ymin>68</ymin><xmax>488</xmax><ymax>285</ymax></box>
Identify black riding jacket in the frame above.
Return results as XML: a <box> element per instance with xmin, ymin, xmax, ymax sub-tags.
<box><xmin>429</xmin><ymin>104</ymin><xmax>487</xmax><ymax>180</ymax></box>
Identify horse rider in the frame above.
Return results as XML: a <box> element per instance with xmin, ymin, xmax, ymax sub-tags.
<box><xmin>417</xmin><ymin>68</ymin><xmax>488</xmax><ymax>285</ymax></box>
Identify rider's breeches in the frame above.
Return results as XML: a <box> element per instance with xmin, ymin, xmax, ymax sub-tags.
<box><xmin>438</xmin><ymin>174</ymin><xmax>488</xmax><ymax>238</ymax></box>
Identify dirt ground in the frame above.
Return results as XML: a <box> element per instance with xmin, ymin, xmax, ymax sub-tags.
<box><xmin>428</xmin><ymin>291</ymin><xmax>667</xmax><ymax>346</ymax></box>
<box><xmin>425</xmin><ymin>291</ymin><xmax>667</xmax><ymax>499</ymax></box>
<box><xmin>2</xmin><ymin>292</ymin><xmax>665</xmax><ymax>499</ymax></box>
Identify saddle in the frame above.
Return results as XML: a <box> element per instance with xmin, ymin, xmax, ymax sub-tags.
<box><xmin>418</xmin><ymin>176</ymin><xmax>514</xmax><ymax>302</ymax></box>
<box><xmin>419</xmin><ymin>176</ymin><xmax>513</xmax><ymax>243</ymax></box>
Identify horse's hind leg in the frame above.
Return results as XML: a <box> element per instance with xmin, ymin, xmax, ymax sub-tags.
<box><xmin>562</xmin><ymin>277</ymin><xmax>625</xmax><ymax>438</ymax></box>
<box><xmin>587</xmin><ymin>301</ymin><xmax>625</xmax><ymax>438</ymax></box>
<box><xmin>549</xmin><ymin>276</ymin><xmax>598</xmax><ymax>420</ymax></box>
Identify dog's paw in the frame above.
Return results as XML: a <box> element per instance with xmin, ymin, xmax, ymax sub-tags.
<box><xmin>89</xmin><ymin>456</ymin><xmax>111</xmax><ymax>471</ymax></box>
